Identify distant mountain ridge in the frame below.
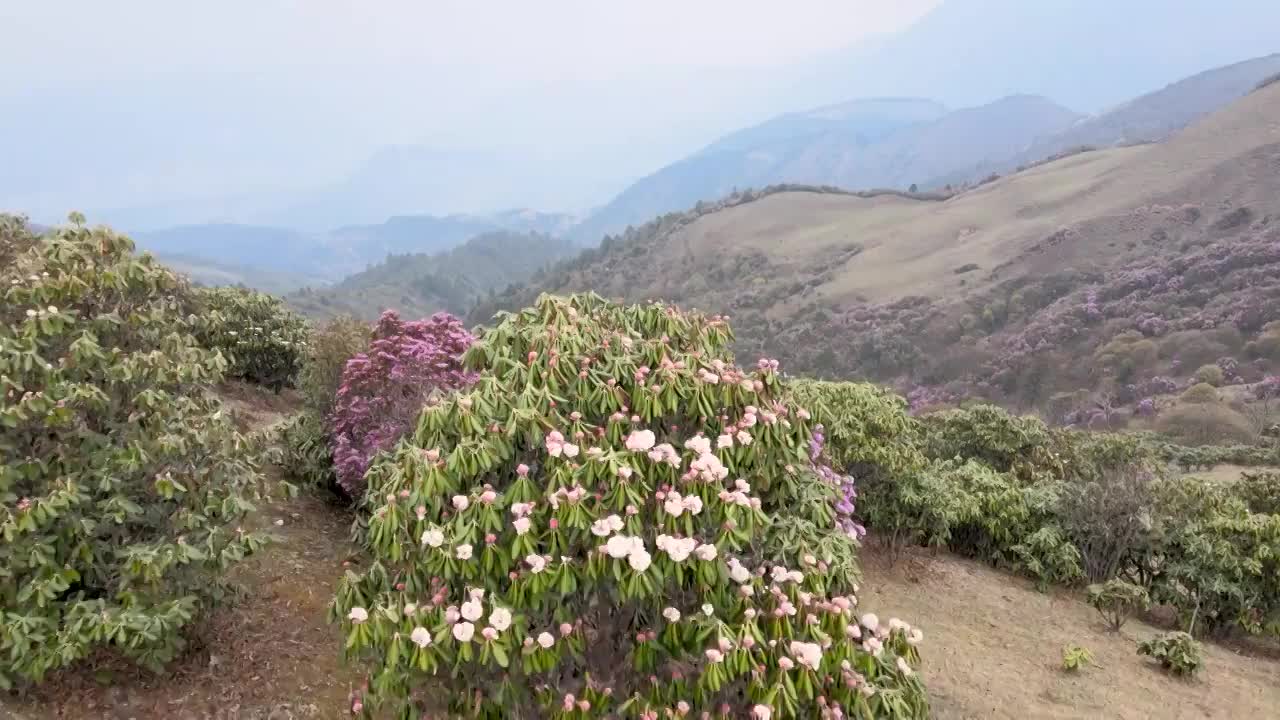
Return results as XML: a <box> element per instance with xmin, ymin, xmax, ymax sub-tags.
<box><xmin>287</xmin><ymin>230</ymin><xmax>577</xmax><ymax>321</ymax></box>
<box><xmin>569</xmin><ymin>52</ymin><xmax>1280</xmax><ymax>245</ymax></box>
<box><xmin>472</xmin><ymin>81</ymin><xmax>1280</xmax><ymax>416</ymax></box>
<box><xmin>133</xmin><ymin>208</ymin><xmax>577</xmax><ymax>291</ymax></box>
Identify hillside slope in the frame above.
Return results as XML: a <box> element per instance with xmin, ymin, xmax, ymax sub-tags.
<box><xmin>477</xmin><ymin>83</ymin><xmax>1280</xmax><ymax>415</ymax></box>
<box><xmin>288</xmin><ymin>230</ymin><xmax>576</xmax><ymax>321</ymax></box>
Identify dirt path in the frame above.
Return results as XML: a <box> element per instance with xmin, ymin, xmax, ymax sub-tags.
<box><xmin>859</xmin><ymin>547</ymin><xmax>1280</xmax><ymax>719</ymax></box>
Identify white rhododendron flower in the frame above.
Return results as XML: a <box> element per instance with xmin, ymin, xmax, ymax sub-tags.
<box><xmin>663</xmin><ymin>607</ymin><xmax>681</xmax><ymax>622</ymax></box>
<box><xmin>694</xmin><ymin>543</ymin><xmax>718</xmax><ymax>561</ymax></box>
<box><xmin>705</xmin><ymin>648</ymin><xmax>724</xmax><ymax>663</ymax></box>
<box><xmin>728</xmin><ymin>559</ymin><xmax>752</xmax><ymax>584</ymax></box>
<box><xmin>752</xmin><ymin>705</ymin><xmax>772</xmax><ymax>720</ymax></box>
<box><xmin>461</xmin><ymin>599</ymin><xmax>483</xmax><ymax>622</ymax></box>
<box><xmin>453</xmin><ymin>622</ymin><xmax>475</xmax><ymax>642</ymax></box>
<box><xmin>489</xmin><ymin>606</ymin><xmax>512</xmax><ymax>632</ymax></box>
<box><xmin>682</xmin><ymin>494</ymin><xmax>703</xmax><ymax>515</ymax></box>
<box><xmin>347</xmin><ymin>607</ymin><xmax>368</xmax><ymax>623</ymax></box>
<box><xmin>790</xmin><ymin>640</ymin><xmax>823</xmax><ymax>670</ymax></box>
<box><xmin>455</xmin><ymin>544</ymin><xmax>473</xmax><ymax>560</ymax></box>
<box><xmin>421</xmin><ymin>528</ymin><xmax>444</xmax><ymax>547</ymax></box>
<box><xmin>562</xmin><ymin>443</ymin><xmax>580</xmax><ymax>458</ymax></box>
<box><xmin>410</xmin><ymin>626</ymin><xmax>432</xmax><ymax>648</ymax></box>
<box><xmin>605</xmin><ymin>534</ymin><xmax>638</xmax><ymax>559</ymax></box>
<box><xmin>628</xmin><ymin>548</ymin><xmax>652</xmax><ymax>572</ymax></box>
<box><xmin>526</xmin><ymin>554</ymin><xmax>547</xmax><ymax>573</ymax></box>
<box><xmin>684</xmin><ymin>435</ymin><xmax>712</xmax><ymax>455</ymax></box>
<box><xmin>662</xmin><ymin>492</ymin><xmax>686</xmax><ymax>517</ymax></box>
<box><xmin>702</xmin><ymin>603</ymin><xmax>715</xmax><ymax>617</ymax></box>
<box><xmin>716</xmin><ymin>434</ymin><xmax>733</xmax><ymax>449</ymax></box>
<box><xmin>861</xmin><ymin>613</ymin><xmax>880</xmax><ymax>633</ymax></box>
<box><xmin>537</xmin><ymin>632</ymin><xmax>555</xmax><ymax>649</ymax></box>
<box><xmin>625</xmin><ymin>429</ymin><xmax>656</xmax><ymax>451</ymax></box>
<box><xmin>452</xmin><ymin>495</ymin><xmax>470</xmax><ymax>511</ymax></box>
<box><xmin>736</xmin><ymin>430</ymin><xmax>752</xmax><ymax>445</ymax></box>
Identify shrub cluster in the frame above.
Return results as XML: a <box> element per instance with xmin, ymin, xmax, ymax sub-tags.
<box><xmin>329</xmin><ymin>310</ymin><xmax>476</xmax><ymax>497</ymax></box>
<box><xmin>331</xmin><ymin>294</ymin><xmax>927</xmax><ymax>719</ymax></box>
<box><xmin>841</xmin><ymin>403</ymin><xmax>1280</xmax><ymax>641</ymax></box>
<box><xmin>0</xmin><ymin>217</ymin><xmax>270</xmax><ymax>686</ymax></box>
<box><xmin>192</xmin><ymin>286</ymin><xmax>309</xmax><ymax>390</ymax></box>
<box><xmin>1137</xmin><ymin>632</ymin><xmax>1202</xmax><ymax>677</ymax></box>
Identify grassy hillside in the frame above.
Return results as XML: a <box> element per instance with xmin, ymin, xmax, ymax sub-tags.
<box><xmin>475</xmin><ymin>82</ymin><xmax>1280</xmax><ymax>423</ymax></box>
<box><xmin>288</xmin><ymin>230</ymin><xmax>576</xmax><ymax>321</ymax></box>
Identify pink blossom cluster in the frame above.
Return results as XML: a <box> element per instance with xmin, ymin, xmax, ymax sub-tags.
<box><xmin>330</xmin><ymin>310</ymin><xmax>476</xmax><ymax>496</ymax></box>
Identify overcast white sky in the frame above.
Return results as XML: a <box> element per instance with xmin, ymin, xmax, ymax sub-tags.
<box><xmin>4</xmin><ymin>1</ymin><xmax>937</xmax><ymax>84</ymax></box>
<box><xmin>1</xmin><ymin>1</ymin><xmax>939</xmax><ymax>220</ymax></box>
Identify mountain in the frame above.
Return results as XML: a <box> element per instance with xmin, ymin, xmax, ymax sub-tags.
<box><xmin>288</xmin><ymin>230</ymin><xmax>578</xmax><ymax>321</ymax></box>
<box><xmin>131</xmin><ymin>209</ymin><xmax>578</xmax><ymax>289</ymax></box>
<box><xmin>933</xmin><ymin>53</ymin><xmax>1280</xmax><ymax>187</ymax></box>
<box><xmin>570</xmin><ymin>52</ymin><xmax>1280</xmax><ymax>245</ymax></box>
<box><xmin>567</xmin><ymin>94</ymin><xmax>1079</xmax><ymax>243</ymax></box>
<box><xmin>474</xmin><ymin>81</ymin><xmax>1280</xmax><ymax>420</ymax></box>
<box><xmin>783</xmin><ymin>0</ymin><xmax>1280</xmax><ymax>114</ymax></box>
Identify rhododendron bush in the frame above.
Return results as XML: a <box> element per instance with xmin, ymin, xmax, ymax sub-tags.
<box><xmin>330</xmin><ymin>310</ymin><xmax>477</xmax><ymax>497</ymax></box>
<box><xmin>191</xmin><ymin>285</ymin><xmax>310</xmax><ymax>391</ymax></box>
<box><xmin>332</xmin><ymin>294</ymin><xmax>927</xmax><ymax>719</ymax></box>
<box><xmin>0</xmin><ymin>217</ymin><xmax>270</xmax><ymax>686</ymax></box>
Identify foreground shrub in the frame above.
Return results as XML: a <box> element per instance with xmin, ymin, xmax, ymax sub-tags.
<box><xmin>0</xmin><ymin>218</ymin><xmax>270</xmax><ymax>685</ymax></box>
<box><xmin>331</xmin><ymin>294</ymin><xmax>928</xmax><ymax>719</ymax></box>
<box><xmin>1136</xmin><ymin>632</ymin><xmax>1202</xmax><ymax>677</ymax></box>
<box><xmin>1156</xmin><ymin>403</ymin><xmax>1256</xmax><ymax>445</ymax></box>
<box><xmin>1179</xmin><ymin>382</ymin><xmax>1219</xmax><ymax>404</ymax></box>
<box><xmin>192</xmin><ymin>286</ymin><xmax>309</xmax><ymax>390</ymax></box>
<box><xmin>299</xmin><ymin>314</ymin><xmax>370</xmax><ymax>419</ymax></box>
<box><xmin>1231</xmin><ymin>470</ymin><xmax>1280</xmax><ymax>514</ymax></box>
<box><xmin>1087</xmin><ymin>579</ymin><xmax>1150</xmax><ymax>632</ymax></box>
<box><xmin>1145</xmin><ymin>476</ymin><xmax>1280</xmax><ymax>637</ymax></box>
<box><xmin>1058</xmin><ymin>435</ymin><xmax>1159</xmax><ymax>583</ymax></box>
<box><xmin>330</xmin><ymin>310</ymin><xmax>476</xmax><ymax>497</ymax></box>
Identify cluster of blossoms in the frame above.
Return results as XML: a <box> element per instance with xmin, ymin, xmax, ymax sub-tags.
<box><xmin>330</xmin><ymin>311</ymin><xmax>476</xmax><ymax>496</ymax></box>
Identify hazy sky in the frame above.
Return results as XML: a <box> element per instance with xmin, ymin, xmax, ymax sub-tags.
<box><xmin>0</xmin><ymin>1</ymin><xmax>938</xmax><ymax>223</ymax></box>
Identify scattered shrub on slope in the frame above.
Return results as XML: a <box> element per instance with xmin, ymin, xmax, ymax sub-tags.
<box><xmin>0</xmin><ymin>216</ymin><xmax>270</xmax><ymax>686</ymax></box>
<box><xmin>192</xmin><ymin>286</ymin><xmax>309</xmax><ymax>391</ymax></box>
<box><xmin>331</xmin><ymin>294</ymin><xmax>927</xmax><ymax>719</ymax></box>
<box><xmin>1156</xmin><ymin>403</ymin><xmax>1256</xmax><ymax>445</ymax></box>
<box><xmin>298</xmin><ymin>314</ymin><xmax>370</xmax><ymax>419</ymax></box>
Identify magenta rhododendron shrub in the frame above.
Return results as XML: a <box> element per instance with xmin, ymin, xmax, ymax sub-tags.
<box><xmin>330</xmin><ymin>310</ymin><xmax>477</xmax><ymax>496</ymax></box>
<box><xmin>332</xmin><ymin>294</ymin><xmax>927</xmax><ymax>719</ymax></box>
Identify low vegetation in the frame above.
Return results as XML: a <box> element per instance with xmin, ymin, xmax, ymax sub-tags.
<box><xmin>1137</xmin><ymin>632</ymin><xmax>1203</xmax><ymax>677</ymax></box>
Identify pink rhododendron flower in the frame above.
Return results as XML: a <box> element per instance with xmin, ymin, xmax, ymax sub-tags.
<box><xmin>513</xmin><ymin>517</ymin><xmax>531</xmax><ymax>535</ymax></box>
<box><xmin>452</xmin><ymin>495</ymin><xmax>469</xmax><ymax>511</ymax></box>
<box><xmin>625</xmin><ymin>429</ymin><xmax>656</xmax><ymax>451</ymax></box>
<box><xmin>684</xmin><ymin>435</ymin><xmax>712</xmax><ymax>455</ymax></box>
<box><xmin>526</xmin><ymin>554</ymin><xmax>547</xmax><ymax>573</ymax></box>
<box><xmin>716</xmin><ymin>434</ymin><xmax>733</xmax><ymax>449</ymax></box>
